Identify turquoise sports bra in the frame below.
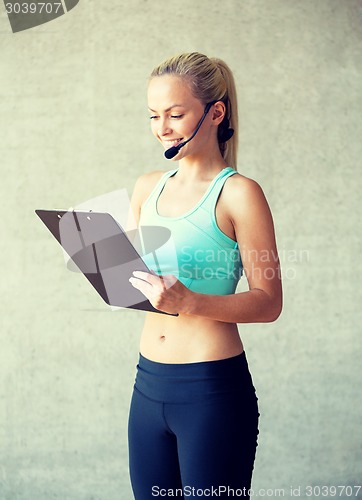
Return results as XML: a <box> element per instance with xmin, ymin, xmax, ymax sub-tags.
<box><xmin>138</xmin><ymin>167</ymin><xmax>243</xmax><ymax>295</ymax></box>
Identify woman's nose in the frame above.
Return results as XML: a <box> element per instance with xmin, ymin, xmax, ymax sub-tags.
<box><xmin>158</xmin><ymin>118</ymin><xmax>172</xmax><ymax>136</ymax></box>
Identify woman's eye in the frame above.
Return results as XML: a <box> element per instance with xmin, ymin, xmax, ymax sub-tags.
<box><xmin>149</xmin><ymin>113</ymin><xmax>183</xmax><ymax>120</ymax></box>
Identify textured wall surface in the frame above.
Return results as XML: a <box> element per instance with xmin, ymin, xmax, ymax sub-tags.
<box><xmin>1</xmin><ymin>0</ymin><xmax>361</xmax><ymax>498</ymax></box>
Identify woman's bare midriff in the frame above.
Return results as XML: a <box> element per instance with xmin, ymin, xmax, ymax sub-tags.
<box><xmin>140</xmin><ymin>311</ymin><xmax>244</xmax><ymax>363</ymax></box>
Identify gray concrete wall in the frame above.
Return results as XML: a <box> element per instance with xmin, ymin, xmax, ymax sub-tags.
<box><xmin>0</xmin><ymin>0</ymin><xmax>361</xmax><ymax>498</ymax></box>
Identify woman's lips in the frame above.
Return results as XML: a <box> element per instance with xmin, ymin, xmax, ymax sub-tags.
<box><xmin>162</xmin><ymin>138</ymin><xmax>183</xmax><ymax>148</ymax></box>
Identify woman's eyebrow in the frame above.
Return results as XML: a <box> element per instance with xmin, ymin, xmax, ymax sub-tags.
<box><xmin>148</xmin><ymin>104</ymin><xmax>185</xmax><ymax>112</ymax></box>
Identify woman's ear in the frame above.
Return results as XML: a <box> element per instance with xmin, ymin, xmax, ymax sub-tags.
<box><xmin>212</xmin><ymin>101</ymin><xmax>226</xmax><ymax>126</ymax></box>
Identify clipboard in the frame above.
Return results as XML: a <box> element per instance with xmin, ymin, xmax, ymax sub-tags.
<box><xmin>35</xmin><ymin>209</ymin><xmax>178</xmax><ymax>316</ymax></box>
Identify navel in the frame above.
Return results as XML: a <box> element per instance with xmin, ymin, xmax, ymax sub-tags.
<box><xmin>159</xmin><ymin>335</ymin><xmax>166</xmax><ymax>342</ymax></box>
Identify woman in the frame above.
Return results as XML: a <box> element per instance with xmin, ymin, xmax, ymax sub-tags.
<box><xmin>128</xmin><ymin>52</ymin><xmax>282</xmax><ymax>499</ymax></box>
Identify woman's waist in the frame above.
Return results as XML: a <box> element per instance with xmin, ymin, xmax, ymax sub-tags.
<box><xmin>140</xmin><ymin>314</ymin><xmax>243</xmax><ymax>364</ymax></box>
<box><xmin>133</xmin><ymin>350</ymin><xmax>256</xmax><ymax>403</ymax></box>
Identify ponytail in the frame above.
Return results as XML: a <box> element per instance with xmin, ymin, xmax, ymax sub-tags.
<box><xmin>150</xmin><ymin>52</ymin><xmax>239</xmax><ymax>170</ymax></box>
<box><xmin>210</xmin><ymin>58</ymin><xmax>238</xmax><ymax>170</ymax></box>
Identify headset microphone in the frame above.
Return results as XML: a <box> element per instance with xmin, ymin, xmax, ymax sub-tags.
<box><xmin>164</xmin><ymin>101</ymin><xmax>215</xmax><ymax>160</ymax></box>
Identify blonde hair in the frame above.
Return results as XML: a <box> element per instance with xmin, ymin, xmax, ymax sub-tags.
<box><xmin>150</xmin><ymin>52</ymin><xmax>238</xmax><ymax>170</ymax></box>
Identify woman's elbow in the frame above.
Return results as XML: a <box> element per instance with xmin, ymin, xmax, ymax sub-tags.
<box><xmin>267</xmin><ymin>295</ymin><xmax>283</xmax><ymax>322</ymax></box>
<box><xmin>257</xmin><ymin>288</ymin><xmax>282</xmax><ymax>323</ymax></box>
<box><xmin>268</xmin><ymin>305</ymin><xmax>282</xmax><ymax>322</ymax></box>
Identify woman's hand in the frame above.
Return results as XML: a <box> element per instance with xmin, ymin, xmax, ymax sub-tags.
<box><xmin>129</xmin><ymin>271</ymin><xmax>192</xmax><ymax>315</ymax></box>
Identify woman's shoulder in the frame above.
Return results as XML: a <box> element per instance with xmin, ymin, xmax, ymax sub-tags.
<box><xmin>132</xmin><ymin>169</ymin><xmax>170</xmax><ymax>206</ymax></box>
<box><xmin>226</xmin><ymin>170</ymin><xmax>264</xmax><ymax>196</ymax></box>
<box><xmin>137</xmin><ymin>169</ymin><xmax>168</xmax><ymax>184</ymax></box>
<box><xmin>223</xmin><ymin>170</ymin><xmax>269</xmax><ymax>215</ymax></box>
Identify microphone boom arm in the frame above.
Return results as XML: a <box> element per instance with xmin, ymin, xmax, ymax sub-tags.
<box><xmin>164</xmin><ymin>101</ymin><xmax>216</xmax><ymax>160</ymax></box>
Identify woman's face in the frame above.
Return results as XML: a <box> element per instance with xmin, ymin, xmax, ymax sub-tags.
<box><xmin>147</xmin><ymin>75</ymin><xmax>213</xmax><ymax>160</ymax></box>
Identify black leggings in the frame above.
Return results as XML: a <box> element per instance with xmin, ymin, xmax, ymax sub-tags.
<box><xmin>128</xmin><ymin>352</ymin><xmax>259</xmax><ymax>499</ymax></box>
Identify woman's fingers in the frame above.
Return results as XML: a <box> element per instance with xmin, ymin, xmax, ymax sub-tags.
<box><xmin>132</xmin><ymin>270</ymin><xmax>165</xmax><ymax>288</ymax></box>
<box><xmin>129</xmin><ymin>271</ymin><xmax>183</xmax><ymax>314</ymax></box>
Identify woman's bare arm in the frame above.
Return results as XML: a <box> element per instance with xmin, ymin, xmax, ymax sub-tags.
<box><xmin>183</xmin><ymin>176</ymin><xmax>283</xmax><ymax>322</ymax></box>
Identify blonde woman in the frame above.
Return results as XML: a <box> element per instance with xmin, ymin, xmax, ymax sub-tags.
<box><xmin>128</xmin><ymin>52</ymin><xmax>282</xmax><ymax>499</ymax></box>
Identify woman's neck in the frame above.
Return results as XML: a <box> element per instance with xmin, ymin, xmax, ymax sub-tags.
<box><xmin>176</xmin><ymin>148</ymin><xmax>228</xmax><ymax>182</ymax></box>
